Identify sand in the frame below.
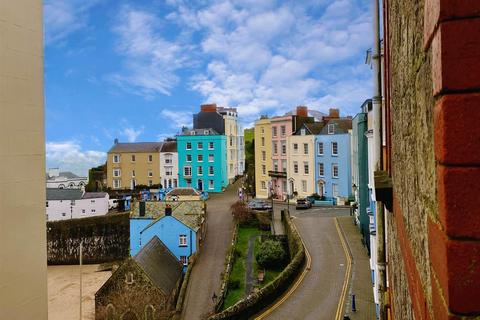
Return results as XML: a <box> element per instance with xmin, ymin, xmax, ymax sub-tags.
<box><xmin>48</xmin><ymin>264</ymin><xmax>111</xmax><ymax>320</ymax></box>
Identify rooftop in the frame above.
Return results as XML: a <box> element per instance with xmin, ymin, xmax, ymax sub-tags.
<box><xmin>108</xmin><ymin>142</ymin><xmax>164</xmax><ymax>153</ymax></box>
<box><xmin>133</xmin><ymin>236</ymin><xmax>183</xmax><ymax>295</ymax></box>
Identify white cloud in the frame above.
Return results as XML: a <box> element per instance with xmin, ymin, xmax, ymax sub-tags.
<box><xmin>108</xmin><ymin>6</ymin><xmax>187</xmax><ymax>98</ymax></box>
<box><xmin>46</xmin><ymin>141</ymin><xmax>105</xmax><ymax>176</ymax></box>
<box><xmin>121</xmin><ymin>127</ymin><xmax>144</xmax><ymax>142</ymax></box>
<box><xmin>160</xmin><ymin>110</ymin><xmax>192</xmax><ymax>129</ymax></box>
<box><xmin>44</xmin><ymin>0</ymin><xmax>101</xmax><ymax>45</ymax></box>
<box><xmin>165</xmin><ymin>0</ymin><xmax>372</xmax><ymax>123</ymax></box>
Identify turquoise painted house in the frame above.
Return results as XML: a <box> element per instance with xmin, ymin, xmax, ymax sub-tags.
<box><xmin>352</xmin><ymin>101</ymin><xmax>371</xmax><ymax>251</ymax></box>
<box><xmin>177</xmin><ymin>129</ymin><xmax>228</xmax><ymax>193</ymax></box>
<box><xmin>130</xmin><ymin>205</ymin><xmax>203</xmax><ymax>271</ymax></box>
<box><xmin>314</xmin><ymin>118</ymin><xmax>352</xmax><ymax>200</ymax></box>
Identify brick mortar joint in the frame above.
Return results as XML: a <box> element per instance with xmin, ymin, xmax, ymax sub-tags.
<box><xmin>424</xmin><ymin>15</ymin><xmax>480</xmax><ymax>51</ymax></box>
<box><xmin>430</xmin><ymin>217</ymin><xmax>480</xmax><ymax>243</ymax></box>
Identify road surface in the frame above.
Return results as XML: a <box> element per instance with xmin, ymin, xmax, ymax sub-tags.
<box><xmin>181</xmin><ymin>181</ymin><xmax>239</xmax><ymax>319</ymax></box>
<box><xmin>264</xmin><ymin>206</ymin><xmax>350</xmax><ymax>320</ymax></box>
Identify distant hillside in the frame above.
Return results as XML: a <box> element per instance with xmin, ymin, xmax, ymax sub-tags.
<box><xmin>244</xmin><ymin>128</ymin><xmax>254</xmax><ymax>143</ymax></box>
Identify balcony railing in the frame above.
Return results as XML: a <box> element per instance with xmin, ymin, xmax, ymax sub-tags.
<box><xmin>268</xmin><ymin>170</ymin><xmax>287</xmax><ymax>178</ymax></box>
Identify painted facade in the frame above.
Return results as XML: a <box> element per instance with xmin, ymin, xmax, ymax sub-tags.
<box><xmin>131</xmin><ymin>216</ymin><xmax>197</xmax><ymax>267</ymax></box>
<box><xmin>352</xmin><ymin>102</ymin><xmax>370</xmax><ymax>250</ymax></box>
<box><xmin>314</xmin><ymin>122</ymin><xmax>352</xmax><ymax>200</ymax></box>
<box><xmin>177</xmin><ymin>129</ymin><xmax>228</xmax><ymax>193</ymax></box>
<box><xmin>46</xmin><ymin>168</ymin><xmax>88</xmax><ymax>189</ymax></box>
<box><xmin>287</xmin><ymin>134</ymin><xmax>316</xmax><ymax>198</ymax></box>
<box><xmin>107</xmin><ymin>141</ymin><xmax>163</xmax><ymax>189</ymax></box>
<box><xmin>222</xmin><ymin>108</ymin><xmax>239</xmax><ymax>182</ymax></box>
<box><xmin>237</xmin><ymin>122</ymin><xmax>245</xmax><ymax>176</ymax></box>
<box><xmin>254</xmin><ymin>117</ymin><xmax>272</xmax><ymax>199</ymax></box>
<box><xmin>46</xmin><ymin>189</ymin><xmax>109</xmax><ymax>221</ymax></box>
<box><xmin>159</xmin><ymin>141</ymin><xmax>178</xmax><ymax>189</ymax></box>
<box><xmin>269</xmin><ymin>116</ymin><xmax>292</xmax><ymax>200</ymax></box>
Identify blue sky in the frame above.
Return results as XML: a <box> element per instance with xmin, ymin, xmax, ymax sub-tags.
<box><xmin>44</xmin><ymin>0</ymin><xmax>373</xmax><ymax>176</ymax></box>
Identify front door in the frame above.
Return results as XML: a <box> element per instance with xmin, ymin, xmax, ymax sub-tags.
<box><xmin>197</xmin><ymin>179</ymin><xmax>203</xmax><ymax>191</ymax></box>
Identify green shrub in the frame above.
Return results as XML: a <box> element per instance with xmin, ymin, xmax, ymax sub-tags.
<box><xmin>228</xmin><ymin>279</ymin><xmax>241</xmax><ymax>290</ymax></box>
<box><xmin>255</xmin><ymin>240</ymin><xmax>287</xmax><ymax>269</ymax></box>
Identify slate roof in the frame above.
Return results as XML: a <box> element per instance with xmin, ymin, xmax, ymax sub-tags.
<box><xmin>82</xmin><ymin>192</ymin><xmax>108</xmax><ymax>199</ymax></box>
<box><xmin>46</xmin><ymin>188</ymin><xmax>83</xmax><ymax>200</ymax></box>
<box><xmin>133</xmin><ymin>236</ymin><xmax>182</xmax><ymax>295</ymax></box>
<box><xmin>180</xmin><ymin>128</ymin><xmax>219</xmax><ymax>136</ymax></box>
<box><xmin>303</xmin><ymin>122</ymin><xmax>325</xmax><ymax>135</ymax></box>
<box><xmin>46</xmin><ymin>189</ymin><xmax>108</xmax><ymax>200</ymax></box>
<box><xmin>320</xmin><ymin>118</ymin><xmax>352</xmax><ymax>134</ymax></box>
<box><xmin>108</xmin><ymin>142</ymin><xmax>164</xmax><ymax>153</ymax></box>
<box><xmin>167</xmin><ymin>188</ymin><xmax>200</xmax><ymax>197</ymax></box>
<box><xmin>141</xmin><ymin>203</ymin><xmax>204</xmax><ymax>232</ymax></box>
<box><xmin>161</xmin><ymin>140</ymin><xmax>177</xmax><ymax>153</ymax></box>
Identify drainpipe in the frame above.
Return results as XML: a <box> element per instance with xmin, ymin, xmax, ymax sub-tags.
<box><xmin>372</xmin><ymin>0</ymin><xmax>387</xmax><ymax>319</ymax></box>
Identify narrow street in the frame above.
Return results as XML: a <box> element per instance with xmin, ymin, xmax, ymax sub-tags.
<box><xmin>181</xmin><ymin>181</ymin><xmax>240</xmax><ymax>320</ymax></box>
<box><xmin>263</xmin><ymin>206</ymin><xmax>351</xmax><ymax>320</ymax></box>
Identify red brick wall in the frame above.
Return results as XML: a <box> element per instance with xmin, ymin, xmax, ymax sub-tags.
<box><xmin>424</xmin><ymin>0</ymin><xmax>480</xmax><ymax>318</ymax></box>
<box><xmin>386</xmin><ymin>0</ymin><xmax>480</xmax><ymax>319</ymax></box>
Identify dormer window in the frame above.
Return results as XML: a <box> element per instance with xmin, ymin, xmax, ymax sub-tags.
<box><xmin>328</xmin><ymin>124</ymin><xmax>335</xmax><ymax>134</ymax></box>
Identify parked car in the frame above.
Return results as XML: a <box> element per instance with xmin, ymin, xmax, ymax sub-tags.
<box><xmin>296</xmin><ymin>198</ymin><xmax>312</xmax><ymax>210</ymax></box>
<box><xmin>248</xmin><ymin>199</ymin><xmax>273</xmax><ymax>210</ymax></box>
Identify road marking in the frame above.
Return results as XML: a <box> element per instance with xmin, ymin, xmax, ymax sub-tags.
<box><xmin>254</xmin><ymin>218</ymin><xmax>312</xmax><ymax>320</ymax></box>
<box><xmin>334</xmin><ymin>218</ymin><xmax>352</xmax><ymax>320</ymax></box>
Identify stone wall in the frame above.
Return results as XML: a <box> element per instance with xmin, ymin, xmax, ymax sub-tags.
<box><xmin>388</xmin><ymin>0</ymin><xmax>436</xmax><ymax>316</ymax></box>
<box><xmin>47</xmin><ymin>213</ymin><xmax>129</xmax><ymax>265</ymax></box>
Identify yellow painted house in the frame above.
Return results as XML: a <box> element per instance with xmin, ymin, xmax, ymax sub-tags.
<box><xmin>287</xmin><ymin>133</ymin><xmax>316</xmax><ymax>198</ymax></box>
<box><xmin>254</xmin><ymin>117</ymin><xmax>272</xmax><ymax>199</ymax></box>
<box><xmin>107</xmin><ymin>141</ymin><xmax>163</xmax><ymax>189</ymax></box>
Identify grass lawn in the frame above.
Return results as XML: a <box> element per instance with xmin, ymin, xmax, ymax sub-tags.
<box><xmin>222</xmin><ymin>226</ymin><xmax>268</xmax><ymax>309</ymax></box>
<box><xmin>253</xmin><ymin>237</ymin><xmax>284</xmax><ymax>289</ymax></box>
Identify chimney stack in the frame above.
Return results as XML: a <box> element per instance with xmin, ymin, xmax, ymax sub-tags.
<box><xmin>296</xmin><ymin>106</ymin><xmax>308</xmax><ymax>117</ymax></box>
<box><xmin>165</xmin><ymin>204</ymin><xmax>172</xmax><ymax>216</ymax></box>
<box><xmin>201</xmin><ymin>103</ymin><xmax>217</xmax><ymax>112</ymax></box>
<box><xmin>328</xmin><ymin>108</ymin><xmax>340</xmax><ymax>118</ymax></box>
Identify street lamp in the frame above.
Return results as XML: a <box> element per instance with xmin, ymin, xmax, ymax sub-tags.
<box><xmin>287</xmin><ymin>177</ymin><xmax>295</xmax><ymax>215</ymax></box>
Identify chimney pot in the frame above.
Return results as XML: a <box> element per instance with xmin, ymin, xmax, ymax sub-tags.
<box><xmin>296</xmin><ymin>106</ymin><xmax>308</xmax><ymax>117</ymax></box>
<box><xmin>165</xmin><ymin>204</ymin><xmax>172</xmax><ymax>216</ymax></box>
<box><xmin>201</xmin><ymin>104</ymin><xmax>217</xmax><ymax>112</ymax></box>
<box><xmin>329</xmin><ymin>108</ymin><xmax>340</xmax><ymax>118</ymax></box>
<box><xmin>114</xmin><ymin>138</ymin><xmax>119</xmax><ymax>144</ymax></box>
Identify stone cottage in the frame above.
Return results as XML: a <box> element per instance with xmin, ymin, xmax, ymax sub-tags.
<box><xmin>95</xmin><ymin>236</ymin><xmax>183</xmax><ymax>320</ymax></box>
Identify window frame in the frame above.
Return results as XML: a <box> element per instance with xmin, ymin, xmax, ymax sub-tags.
<box><xmin>332</xmin><ymin>142</ymin><xmax>338</xmax><ymax>156</ymax></box>
<box><xmin>179</xmin><ymin>234</ymin><xmax>188</xmax><ymax>247</ymax></box>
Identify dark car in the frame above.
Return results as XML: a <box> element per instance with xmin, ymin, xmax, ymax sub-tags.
<box><xmin>296</xmin><ymin>198</ymin><xmax>312</xmax><ymax>210</ymax></box>
<box><xmin>247</xmin><ymin>199</ymin><xmax>273</xmax><ymax>210</ymax></box>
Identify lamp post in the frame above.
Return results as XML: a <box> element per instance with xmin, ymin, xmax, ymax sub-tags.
<box><xmin>287</xmin><ymin>177</ymin><xmax>295</xmax><ymax>215</ymax></box>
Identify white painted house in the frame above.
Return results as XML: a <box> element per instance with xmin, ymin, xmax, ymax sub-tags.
<box><xmin>160</xmin><ymin>140</ymin><xmax>179</xmax><ymax>189</ymax></box>
<box><xmin>46</xmin><ymin>188</ymin><xmax>109</xmax><ymax>221</ymax></box>
<box><xmin>46</xmin><ymin>168</ymin><xmax>88</xmax><ymax>189</ymax></box>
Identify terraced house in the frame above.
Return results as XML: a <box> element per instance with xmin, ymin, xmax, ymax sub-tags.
<box><xmin>193</xmin><ymin>104</ymin><xmax>244</xmax><ymax>183</ymax></box>
<box><xmin>315</xmin><ymin>118</ymin><xmax>352</xmax><ymax>200</ymax></box>
<box><xmin>177</xmin><ymin>128</ymin><xmax>228</xmax><ymax>193</ymax></box>
<box><xmin>107</xmin><ymin>140</ymin><xmax>179</xmax><ymax>190</ymax></box>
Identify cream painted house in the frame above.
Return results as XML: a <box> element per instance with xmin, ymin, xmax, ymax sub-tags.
<box><xmin>287</xmin><ymin>133</ymin><xmax>316</xmax><ymax>199</ymax></box>
<box><xmin>254</xmin><ymin>117</ymin><xmax>272</xmax><ymax>198</ymax></box>
<box><xmin>218</xmin><ymin>107</ymin><xmax>241</xmax><ymax>182</ymax></box>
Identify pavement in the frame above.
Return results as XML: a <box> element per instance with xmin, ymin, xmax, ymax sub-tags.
<box><xmin>181</xmin><ymin>181</ymin><xmax>240</xmax><ymax>320</ymax></box>
<box><xmin>48</xmin><ymin>264</ymin><xmax>110</xmax><ymax>320</ymax></box>
<box><xmin>263</xmin><ymin>207</ymin><xmax>351</xmax><ymax>320</ymax></box>
<box><xmin>337</xmin><ymin>216</ymin><xmax>377</xmax><ymax>320</ymax></box>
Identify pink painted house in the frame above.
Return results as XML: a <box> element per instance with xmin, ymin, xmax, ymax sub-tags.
<box><xmin>268</xmin><ymin>107</ymin><xmax>314</xmax><ymax>200</ymax></box>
